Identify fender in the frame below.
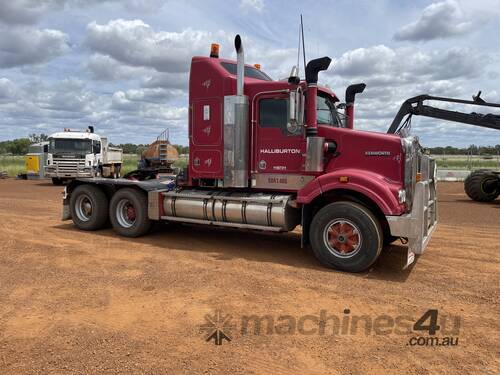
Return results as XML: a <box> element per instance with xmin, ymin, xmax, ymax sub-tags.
<box><xmin>297</xmin><ymin>168</ymin><xmax>405</xmax><ymax>215</ymax></box>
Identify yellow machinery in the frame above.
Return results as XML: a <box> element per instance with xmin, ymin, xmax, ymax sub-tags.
<box><xmin>25</xmin><ymin>142</ymin><xmax>49</xmax><ymax>179</ymax></box>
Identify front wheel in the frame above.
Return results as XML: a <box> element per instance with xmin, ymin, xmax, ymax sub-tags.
<box><xmin>109</xmin><ymin>188</ymin><xmax>152</xmax><ymax>237</ymax></box>
<box><xmin>309</xmin><ymin>201</ymin><xmax>383</xmax><ymax>272</ymax></box>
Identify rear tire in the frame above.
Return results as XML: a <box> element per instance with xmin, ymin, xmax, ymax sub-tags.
<box><xmin>109</xmin><ymin>188</ymin><xmax>152</xmax><ymax>237</ymax></box>
<box><xmin>464</xmin><ymin>170</ymin><xmax>499</xmax><ymax>202</ymax></box>
<box><xmin>52</xmin><ymin>177</ymin><xmax>64</xmax><ymax>186</ymax></box>
<box><xmin>309</xmin><ymin>202</ymin><xmax>383</xmax><ymax>272</ymax></box>
<box><xmin>70</xmin><ymin>185</ymin><xmax>109</xmax><ymax>230</ymax></box>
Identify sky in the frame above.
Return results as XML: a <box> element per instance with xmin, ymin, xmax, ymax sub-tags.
<box><xmin>0</xmin><ymin>0</ymin><xmax>500</xmax><ymax>147</ymax></box>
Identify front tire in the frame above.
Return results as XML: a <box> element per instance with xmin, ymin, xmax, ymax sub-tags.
<box><xmin>309</xmin><ymin>202</ymin><xmax>383</xmax><ymax>272</ymax></box>
<box><xmin>109</xmin><ymin>188</ymin><xmax>152</xmax><ymax>237</ymax></box>
<box><xmin>69</xmin><ymin>185</ymin><xmax>109</xmax><ymax>230</ymax></box>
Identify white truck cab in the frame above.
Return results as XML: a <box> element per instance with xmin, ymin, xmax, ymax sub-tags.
<box><xmin>45</xmin><ymin>127</ymin><xmax>123</xmax><ymax>185</ymax></box>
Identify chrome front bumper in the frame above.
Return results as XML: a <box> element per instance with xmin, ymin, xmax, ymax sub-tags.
<box><xmin>45</xmin><ymin>170</ymin><xmax>93</xmax><ymax>178</ymax></box>
<box><xmin>386</xmin><ymin>155</ymin><xmax>438</xmax><ymax>268</ymax></box>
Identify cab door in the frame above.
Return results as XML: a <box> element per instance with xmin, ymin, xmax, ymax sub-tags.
<box><xmin>252</xmin><ymin>94</ymin><xmax>309</xmax><ymax>190</ymax></box>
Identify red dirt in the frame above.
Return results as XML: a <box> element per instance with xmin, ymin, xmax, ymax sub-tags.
<box><xmin>0</xmin><ymin>179</ymin><xmax>498</xmax><ymax>374</ymax></box>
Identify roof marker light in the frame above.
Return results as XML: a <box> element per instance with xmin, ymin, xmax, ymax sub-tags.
<box><xmin>210</xmin><ymin>43</ymin><xmax>220</xmax><ymax>58</ymax></box>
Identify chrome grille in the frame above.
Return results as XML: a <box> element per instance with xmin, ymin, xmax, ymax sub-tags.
<box><xmin>53</xmin><ymin>158</ymin><xmax>86</xmax><ymax>173</ymax></box>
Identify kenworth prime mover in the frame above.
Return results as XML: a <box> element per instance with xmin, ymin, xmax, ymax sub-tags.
<box><xmin>62</xmin><ymin>35</ymin><xmax>438</xmax><ymax>272</ymax></box>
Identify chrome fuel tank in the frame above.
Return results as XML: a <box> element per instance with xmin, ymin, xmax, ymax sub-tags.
<box><xmin>162</xmin><ymin>190</ymin><xmax>299</xmax><ymax>232</ymax></box>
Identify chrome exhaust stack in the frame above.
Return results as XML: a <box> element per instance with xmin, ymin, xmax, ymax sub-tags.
<box><xmin>223</xmin><ymin>35</ymin><xmax>249</xmax><ymax>188</ymax></box>
<box><xmin>235</xmin><ymin>34</ymin><xmax>244</xmax><ymax>96</ymax></box>
<box><xmin>304</xmin><ymin>56</ymin><xmax>331</xmax><ymax>172</ymax></box>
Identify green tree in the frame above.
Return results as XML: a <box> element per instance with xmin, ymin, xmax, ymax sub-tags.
<box><xmin>7</xmin><ymin>139</ymin><xmax>31</xmax><ymax>155</ymax></box>
<box><xmin>29</xmin><ymin>133</ymin><xmax>49</xmax><ymax>143</ymax></box>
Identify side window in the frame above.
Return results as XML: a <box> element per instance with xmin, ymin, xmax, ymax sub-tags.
<box><xmin>317</xmin><ymin>95</ymin><xmax>340</xmax><ymax>127</ymax></box>
<box><xmin>93</xmin><ymin>141</ymin><xmax>101</xmax><ymax>154</ymax></box>
<box><xmin>259</xmin><ymin>98</ymin><xmax>288</xmax><ymax>129</ymax></box>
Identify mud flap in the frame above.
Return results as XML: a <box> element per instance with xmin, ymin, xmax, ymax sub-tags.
<box><xmin>62</xmin><ymin>200</ymin><xmax>71</xmax><ymax>220</ymax></box>
<box><xmin>404</xmin><ymin>250</ymin><xmax>416</xmax><ymax>269</ymax></box>
<box><xmin>301</xmin><ymin>204</ymin><xmax>313</xmax><ymax>248</ymax></box>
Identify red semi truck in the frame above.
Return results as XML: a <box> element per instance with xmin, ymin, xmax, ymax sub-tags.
<box><xmin>62</xmin><ymin>35</ymin><xmax>438</xmax><ymax>272</ymax></box>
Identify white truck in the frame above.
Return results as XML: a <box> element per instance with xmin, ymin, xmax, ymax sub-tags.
<box><xmin>45</xmin><ymin>127</ymin><xmax>123</xmax><ymax>185</ymax></box>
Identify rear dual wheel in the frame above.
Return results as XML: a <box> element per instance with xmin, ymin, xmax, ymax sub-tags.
<box><xmin>70</xmin><ymin>185</ymin><xmax>109</xmax><ymax>230</ymax></box>
<box><xmin>309</xmin><ymin>202</ymin><xmax>383</xmax><ymax>272</ymax></box>
<box><xmin>109</xmin><ymin>188</ymin><xmax>151</xmax><ymax>237</ymax></box>
<box><xmin>70</xmin><ymin>185</ymin><xmax>151</xmax><ymax>237</ymax></box>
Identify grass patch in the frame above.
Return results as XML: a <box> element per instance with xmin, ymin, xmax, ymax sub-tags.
<box><xmin>0</xmin><ymin>155</ymin><xmax>25</xmax><ymax>177</ymax></box>
<box><xmin>432</xmin><ymin>156</ymin><xmax>500</xmax><ymax>170</ymax></box>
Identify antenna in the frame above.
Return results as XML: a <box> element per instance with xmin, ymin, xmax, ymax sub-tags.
<box><xmin>297</xmin><ymin>18</ymin><xmax>301</xmax><ymax>76</ymax></box>
<box><xmin>300</xmin><ymin>14</ymin><xmax>306</xmax><ymax>74</ymax></box>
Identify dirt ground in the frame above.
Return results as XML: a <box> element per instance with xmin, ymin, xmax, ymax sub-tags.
<box><xmin>0</xmin><ymin>179</ymin><xmax>498</xmax><ymax>374</ymax></box>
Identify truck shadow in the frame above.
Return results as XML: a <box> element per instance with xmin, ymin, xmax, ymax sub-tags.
<box><xmin>53</xmin><ymin>223</ymin><xmax>414</xmax><ymax>282</ymax></box>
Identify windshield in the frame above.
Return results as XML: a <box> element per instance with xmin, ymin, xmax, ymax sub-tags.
<box><xmin>220</xmin><ymin>62</ymin><xmax>272</xmax><ymax>81</ymax></box>
<box><xmin>49</xmin><ymin>138</ymin><xmax>92</xmax><ymax>154</ymax></box>
<box><xmin>317</xmin><ymin>95</ymin><xmax>343</xmax><ymax>127</ymax></box>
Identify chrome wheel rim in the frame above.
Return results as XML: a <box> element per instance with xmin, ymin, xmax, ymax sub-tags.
<box><xmin>323</xmin><ymin>219</ymin><xmax>362</xmax><ymax>258</ymax></box>
<box><xmin>75</xmin><ymin>194</ymin><xmax>93</xmax><ymax>222</ymax></box>
<box><xmin>116</xmin><ymin>199</ymin><xmax>136</xmax><ymax>228</ymax></box>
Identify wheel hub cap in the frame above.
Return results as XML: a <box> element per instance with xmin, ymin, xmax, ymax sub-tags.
<box><xmin>116</xmin><ymin>199</ymin><xmax>136</xmax><ymax>228</ymax></box>
<box><xmin>325</xmin><ymin>220</ymin><xmax>362</xmax><ymax>257</ymax></box>
<box><xmin>126</xmin><ymin>206</ymin><xmax>136</xmax><ymax>221</ymax></box>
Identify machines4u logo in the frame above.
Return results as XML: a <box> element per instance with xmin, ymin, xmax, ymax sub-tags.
<box><xmin>200</xmin><ymin>309</ymin><xmax>460</xmax><ymax>347</ymax></box>
<box><xmin>199</xmin><ymin>310</ymin><xmax>235</xmax><ymax>346</ymax></box>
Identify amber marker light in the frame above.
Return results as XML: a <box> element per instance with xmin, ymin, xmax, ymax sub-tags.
<box><xmin>210</xmin><ymin>43</ymin><xmax>220</xmax><ymax>58</ymax></box>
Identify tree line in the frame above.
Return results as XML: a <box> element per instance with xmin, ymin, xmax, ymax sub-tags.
<box><xmin>0</xmin><ymin>134</ymin><xmax>189</xmax><ymax>155</ymax></box>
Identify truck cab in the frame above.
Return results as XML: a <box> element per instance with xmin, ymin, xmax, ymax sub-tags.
<box><xmin>45</xmin><ymin>127</ymin><xmax>122</xmax><ymax>185</ymax></box>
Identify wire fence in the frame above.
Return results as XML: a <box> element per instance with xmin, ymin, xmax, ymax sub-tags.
<box><xmin>430</xmin><ymin>151</ymin><xmax>500</xmax><ymax>170</ymax></box>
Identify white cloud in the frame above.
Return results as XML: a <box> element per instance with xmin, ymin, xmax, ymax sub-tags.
<box><xmin>0</xmin><ymin>78</ymin><xmax>20</xmax><ymax>101</ymax></box>
<box><xmin>86</xmin><ymin>19</ymin><xmax>227</xmax><ymax>73</ymax></box>
<box><xmin>86</xmin><ymin>54</ymin><xmax>151</xmax><ymax>81</ymax></box>
<box><xmin>0</xmin><ymin>76</ymin><xmax>189</xmax><ymax>143</ymax></box>
<box><xmin>0</xmin><ymin>27</ymin><xmax>69</xmax><ymax>68</ymax></box>
<box><xmin>0</xmin><ymin>0</ymin><xmax>169</xmax><ymax>26</ymax></box>
<box><xmin>0</xmin><ymin>1</ymin><xmax>64</xmax><ymax>25</ymax></box>
<box><xmin>331</xmin><ymin>45</ymin><xmax>484</xmax><ymax>83</ymax></box>
<box><xmin>140</xmin><ymin>72</ymin><xmax>189</xmax><ymax>90</ymax></box>
<box><xmin>240</xmin><ymin>0</ymin><xmax>265</xmax><ymax>13</ymax></box>
<box><xmin>394</xmin><ymin>0</ymin><xmax>478</xmax><ymax>41</ymax></box>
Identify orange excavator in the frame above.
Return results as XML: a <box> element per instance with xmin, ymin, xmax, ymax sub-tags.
<box><xmin>124</xmin><ymin>129</ymin><xmax>179</xmax><ymax>180</ymax></box>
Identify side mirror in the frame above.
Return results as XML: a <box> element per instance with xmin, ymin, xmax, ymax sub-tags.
<box><xmin>43</xmin><ymin>145</ymin><xmax>48</xmax><ymax>153</ymax></box>
<box><xmin>287</xmin><ymin>89</ymin><xmax>304</xmax><ymax>134</ymax></box>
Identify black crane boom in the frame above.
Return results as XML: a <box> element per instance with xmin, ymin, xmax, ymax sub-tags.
<box><xmin>387</xmin><ymin>94</ymin><xmax>500</xmax><ymax>134</ymax></box>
